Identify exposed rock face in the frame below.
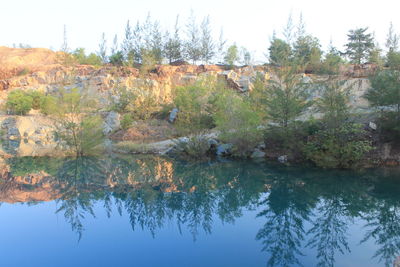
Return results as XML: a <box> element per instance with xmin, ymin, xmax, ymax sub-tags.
<box><xmin>0</xmin><ymin>115</ymin><xmax>59</xmax><ymax>157</ymax></box>
<box><xmin>103</xmin><ymin>111</ymin><xmax>120</xmax><ymax>134</ymax></box>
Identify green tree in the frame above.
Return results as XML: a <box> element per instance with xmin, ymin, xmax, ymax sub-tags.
<box><xmin>265</xmin><ymin>65</ymin><xmax>311</xmax><ymax>128</ymax></box>
<box><xmin>306</xmin><ymin>80</ymin><xmax>372</xmax><ymax>168</ymax></box>
<box><xmin>344</xmin><ymin>27</ymin><xmax>374</xmax><ymax>64</ymax></box>
<box><xmin>185</xmin><ymin>11</ymin><xmax>201</xmax><ymax>64</ymax></box>
<box><xmin>214</xmin><ymin>91</ymin><xmax>262</xmax><ymax>157</ymax></box>
<box><xmin>200</xmin><ymin>15</ymin><xmax>215</xmax><ymax>63</ymax></box>
<box><xmin>224</xmin><ymin>44</ymin><xmax>239</xmax><ymax>67</ymax></box>
<box><xmin>49</xmin><ymin>88</ymin><xmax>105</xmax><ymax>156</ymax></box>
<box><xmin>268</xmin><ymin>36</ymin><xmax>292</xmax><ymax>66</ymax></box>
<box><xmin>319</xmin><ymin>43</ymin><xmax>344</xmax><ymax>74</ymax></box>
<box><xmin>365</xmin><ymin>69</ymin><xmax>400</xmax><ymax>134</ymax></box>
<box><xmin>122</xmin><ymin>20</ymin><xmax>134</xmax><ymax>65</ymax></box>
<box><xmin>164</xmin><ymin>16</ymin><xmax>183</xmax><ymax>64</ymax></box>
<box><xmin>6</xmin><ymin>89</ymin><xmax>33</xmax><ymax>115</ymax></box>
<box><xmin>97</xmin><ymin>32</ymin><xmax>107</xmax><ymax>64</ymax></box>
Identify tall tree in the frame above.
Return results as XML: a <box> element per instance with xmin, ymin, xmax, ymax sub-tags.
<box><xmin>132</xmin><ymin>21</ymin><xmax>143</xmax><ymax>64</ymax></box>
<box><xmin>97</xmin><ymin>32</ymin><xmax>107</xmax><ymax>64</ymax></box>
<box><xmin>268</xmin><ymin>34</ymin><xmax>292</xmax><ymax>66</ymax></box>
<box><xmin>344</xmin><ymin>27</ymin><xmax>374</xmax><ymax>64</ymax></box>
<box><xmin>216</xmin><ymin>28</ymin><xmax>227</xmax><ymax>63</ymax></box>
<box><xmin>224</xmin><ymin>44</ymin><xmax>239</xmax><ymax>67</ymax></box>
<box><xmin>111</xmin><ymin>34</ymin><xmax>118</xmax><ymax>55</ymax></box>
<box><xmin>283</xmin><ymin>13</ymin><xmax>294</xmax><ymax>45</ymax></box>
<box><xmin>386</xmin><ymin>22</ymin><xmax>399</xmax><ymax>53</ymax></box>
<box><xmin>200</xmin><ymin>15</ymin><xmax>215</xmax><ymax>63</ymax></box>
<box><xmin>185</xmin><ymin>11</ymin><xmax>201</xmax><ymax>64</ymax></box>
<box><xmin>61</xmin><ymin>24</ymin><xmax>69</xmax><ymax>52</ymax></box>
<box><xmin>122</xmin><ymin>20</ymin><xmax>134</xmax><ymax>65</ymax></box>
<box><xmin>164</xmin><ymin>16</ymin><xmax>183</xmax><ymax>63</ymax></box>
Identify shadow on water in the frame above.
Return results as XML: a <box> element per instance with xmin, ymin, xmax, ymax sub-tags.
<box><xmin>2</xmin><ymin>155</ymin><xmax>400</xmax><ymax>266</ymax></box>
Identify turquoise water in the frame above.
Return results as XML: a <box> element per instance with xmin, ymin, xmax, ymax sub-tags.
<box><xmin>1</xmin><ymin>156</ymin><xmax>400</xmax><ymax>267</ymax></box>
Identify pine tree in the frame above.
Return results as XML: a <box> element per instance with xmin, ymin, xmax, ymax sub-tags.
<box><xmin>386</xmin><ymin>22</ymin><xmax>399</xmax><ymax>53</ymax></box>
<box><xmin>122</xmin><ymin>20</ymin><xmax>134</xmax><ymax>65</ymax></box>
<box><xmin>111</xmin><ymin>34</ymin><xmax>118</xmax><ymax>55</ymax></box>
<box><xmin>268</xmin><ymin>35</ymin><xmax>292</xmax><ymax>66</ymax></box>
<box><xmin>150</xmin><ymin>20</ymin><xmax>164</xmax><ymax>64</ymax></box>
<box><xmin>164</xmin><ymin>17</ymin><xmax>183</xmax><ymax>64</ymax></box>
<box><xmin>344</xmin><ymin>27</ymin><xmax>374</xmax><ymax>64</ymax></box>
<box><xmin>200</xmin><ymin>15</ymin><xmax>215</xmax><ymax>63</ymax></box>
<box><xmin>97</xmin><ymin>33</ymin><xmax>107</xmax><ymax>64</ymax></box>
<box><xmin>216</xmin><ymin>28</ymin><xmax>227</xmax><ymax>63</ymax></box>
<box><xmin>132</xmin><ymin>21</ymin><xmax>142</xmax><ymax>64</ymax></box>
<box><xmin>224</xmin><ymin>44</ymin><xmax>239</xmax><ymax>67</ymax></box>
<box><xmin>185</xmin><ymin>11</ymin><xmax>201</xmax><ymax>64</ymax></box>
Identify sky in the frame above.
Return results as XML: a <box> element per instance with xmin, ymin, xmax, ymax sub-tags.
<box><xmin>2</xmin><ymin>0</ymin><xmax>400</xmax><ymax>62</ymax></box>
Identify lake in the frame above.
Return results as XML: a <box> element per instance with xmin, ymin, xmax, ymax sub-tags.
<box><xmin>1</xmin><ymin>155</ymin><xmax>400</xmax><ymax>267</ymax></box>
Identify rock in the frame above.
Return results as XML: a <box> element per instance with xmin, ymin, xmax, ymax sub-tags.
<box><xmin>216</xmin><ymin>144</ymin><xmax>233</xmax><ymax>156</ymax></box>
<box><xmin>103</xmin><ymin>111</ymin><xmax>121</xmax><ymax>135</ymax></box>
<box><xmin>257</xmin><ymin>143</ymin><xmax>266</xmax><ymax>150</ymax></box>
<box><xmin>169</xmin><ymin>108</ymin><xmax>179</xmax><ymax>123</ymax></box>
<box><xmin>238</xmin><ymin>76</ymin><xmax>254</xmax><ymax>92</ymax></box>
<box><xmin>208</xmin><ymin>138</ymin><xmax>218</xmax><ymax>146</ymax></box>
<box><xmin>278</xmin><ymin>155</ymin><xmax>288</xmax><ymax>163</ymax></box>
<box><xmin>251</xmin><ymin>149</ymin><xmax>266</xmax><ymax>158</ymax></box>
<box><xmin>369</xmin><ymin>122</ymin><xmax>377</xmax><ymax>130</ymax></box>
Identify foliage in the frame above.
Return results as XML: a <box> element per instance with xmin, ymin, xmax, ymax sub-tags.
<box><xmin>185</xmin><ymin>11</ymin><xmax>202</xmax><ymax>64</ymax></box>
<box><xmin>214</xmin><ymin>91</ymin><xmax>262</xmax><ymax>157</ymax></box>
<box><xmin>164</xmin><ymin>16</ymin><xmax>183</xmax><ymax>64</ymax></box>
<box><xmin>386</xmin><ymin>51</ymin><xmax>400</xmax><ymax>70</ymax></box>
<box><xmin>110</xmin><ymin>87</ymin><xmax>136</xmax><ymax>113</ymax></box>
<box><xmin>140</xmin><ymin>49</ymin><xmax>157</xmax><ymax>75</ymax></box>
<box><xmin>72</xmin><ymin>48</ymin><xmax>102</xmax><ymax>66</ymax></box>
<box><xmin>344</xmin><ymin>27</ymin><xmax>374</xmax><ymax>64</ymax></box>
<box><xmin>173</xmin><ymin>79</ymin><xmax>218</xmax><ymax>134</ymax></box>
<box><xmin>174</xmin><ymin>135</ymin><xmax>211</xmax><ymax>160</ymax></box>
<box><xmin>365</xmin><ymin>69</ymin><xmax>400</xmax><ymax>137</ymax></box>
<box><xmin>224</xmin><ymin>44</ymin><xmax>239</xmax><ymax>67</ymax></box>
<box><xmin>130</xmin><ymin>86</ymin><xmax>159</xmax><ymax>120</ymax></box>
<box><xmin>121</xmin><ymin>113</ymin><xmax>133</xmax><ymax>130</ymax></box>
<box><xmin>49</xmin><ymin>88</ymin><xmax>105</xmax><ymax>156</ymax></box>
<box><xmin>109</xmin><ymin>51</ymin><xmax>124</xmax><ymax>66</ymax></box>
<box><xmin>6</xmin><ymin>89</ymin><xmax>33</xmax><ymax>115</ymax></box>
<box><xmin>264</xmin><ymin>65</ymin><xmax>311</xmax><ymax>128</ymax></box>
<box><xmin>305</xmin><ymin>123</ymin><xmax>372</xmax><ymax>168</ymax></box>
<box><xmin>316</xmin><ymin>46</ymin><xmax>344</xmax><ymax>75</ymax></box>
<box><xmin>268</xmin><ymin>37</ymin><xmax>292</xmax><ymax>66</ymax></box>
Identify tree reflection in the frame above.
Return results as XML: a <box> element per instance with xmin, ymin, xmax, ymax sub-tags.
<box><xmin>3</xmin><ymin>156</ymin><xmax>400</xmax><ymax>266</ymax></box>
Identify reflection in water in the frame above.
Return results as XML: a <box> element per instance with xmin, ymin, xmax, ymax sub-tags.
<box><xmin>2</xmin><ymin>156</ymin><xmax>400</xmax><ymax>266</ymax></box>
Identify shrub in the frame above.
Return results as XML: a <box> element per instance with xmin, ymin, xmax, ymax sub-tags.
<box><xmin>174</xmin><ymin>135</ymin><xmax>211</xmax><ymax>160</ymax></box>
<box><xmin>6</xmin><ymin>89</ymin><xmax>33</xmax><ymax>115</ymax></box>
<box><xmin>27</xmin><ymin>91</ymin><xmax>45</xmax><ymax>110</ymax></box>
<box><xmin>121</xmin><ymin>114</ymin><xmax>133</xmax><ymax>130</ymax></box>
<box><xmin>173</xmin><ymin>78</ymin><xmax>220</xmax><ymax>135</ymax></box>
<box><xmin>40</xmin><ymin>95</ymin><xmax>58</xmax><ymax>115</ymax></box>
<box><xmin>305</xmin><ymin>123</ymin><xmax>372</xmax><ymax>168</ymax></box>
<box><xmin>214</xmin><ymin>91</ymin><xmax>262</xmax><ymax>157</ymax></box>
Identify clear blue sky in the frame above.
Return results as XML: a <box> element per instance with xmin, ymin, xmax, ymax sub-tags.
<box><xmin>2</xmin><ymin>0</ymin><xmax>400</xmax><ymax>61</ymax></box>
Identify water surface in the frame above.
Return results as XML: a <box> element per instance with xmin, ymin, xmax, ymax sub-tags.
<box><xmin>1</xmin><ymin>156</ymin><xmax>400</xmax><ymax>267</ymax></box>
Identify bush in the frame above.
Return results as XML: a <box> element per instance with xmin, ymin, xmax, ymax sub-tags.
<box><xmin>214</xmin><ymin>91</ymin><xmax>262</xmax><ymax>157</ymax></box>
<box><xmin>174</xmin><ymin>135</ymin><xmax>211</xmax><ymax>160</ymax></box>
<box><xmin>305</xmin><ymin>123</ymin><xmax>372</xmax><ymax>168</ymax></box>
<box><xmin>40</xmin><ymin>95</ymin><xmax>58</xmax><ymax>115</ymax></box>
<box><xmin>6</xmin><ymin>89</ymin><xmax>33</xmax><ymax>115</ymax></box>
<box><xmin>121</xmin><ymin>114</ymin><xmax>133</xmax><ymax>130</ymax></box>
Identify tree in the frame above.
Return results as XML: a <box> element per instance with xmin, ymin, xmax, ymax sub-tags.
<box><xmin>283</xmin><ymin>13</ymin><xmax>295</xmax><ymax>45</ymax></box>
<box><xmin>365</xmin><ymin>70</ymin><xmax>400</xmax><ymax>134</ymax></box>
<box><xmin>264</xmin><ymin>65</ymin><xmax>311</xmax><ymax>128</ymax></box>
<box><xmin>344</xmin><ymin>27</ymin><xmax>374</xmax><ymax>64</ymax></box>
<box><xmin>6</xmin><ymin>89</ymin><xmax>33</xmax><ymax>115</ymax></box>
<box><xmin>110</xmin><ymin>34</ymin><xmax>118</xmax><ymax>56</ymax></box>
<box><xmin>164</xmin><ymin>16</ymin><xmax>183</xmax><ymax>63</ymax></box>
<box><xmin>385</xmin><ymin>22</ymin><xmax>399</xmax><ymax>53</ymax></box>
<box><xmin>97</xmin><ymin>32</ymin><xmax>107</xmax><ymax>64</ymax></box>
<box><xmin>121</xmin><ymin>20</ymin><xmax>134</xmax><ymax>65</ymax></box>
<box><xmin>132</xmin><ymin>21</ymin><xmax>143</xmax><ymax>64</ymax></box>
<box><xmin>49</xmin><ymin>88</ymin><xmax>105</xmax><ymax>156</ymax></box>
<box><xmin>216</xmin><ymin>28</ymin><xmax>227</xmax><ymax>63</ymax></box>
<box><xmin>150</xmin><ymin>20</ymin><xmax>164</xmax><ymax>64</ymax></box>
<box><xmin>214</xmin><ymin>91</ymin><xmax>262</xmax><ymax>157</ymax></box>
<box><xmin>268</xmin><ymin>35</ymin><xmax>292</xmax><ymax>66</ymax></box>
<box><xmin>319</xmin><ymin>43</ymin><xmax>343</xmax><ymax>74</ymax></box>
<box><xmin>200</xmin><ymin>15</ymin><xmax>215</xmax><ymax>63</ymax></box>
<box><xmin>224</xmin><ymin>44</ymin><xmax>239</xmax><ymax>67</ymax></box>
<box><xmin>240</xmin><ymin>47</ymin><xmax>252</xmax><ymax>65</ymax></box>
<box><xmin>185</xmin><ymin>11</ymin><xmax>201</xmax><ymax>64</ymax></box>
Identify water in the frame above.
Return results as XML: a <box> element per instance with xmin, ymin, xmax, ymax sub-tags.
<box><xmin>1</xmin><ymin>155</ymin><xmax>400</xmax><ymax>267</ymax></box>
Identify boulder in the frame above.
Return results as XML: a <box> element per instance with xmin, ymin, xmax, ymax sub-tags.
<box><xmin>278</xmin><ymin>155</ymin><xmax>288</xmax><ymax>163</ymax></box>
<box><xmin>369</xmin><ymin>122</ymin><xmax>377</xmax><ymax>130</ymax></box>
<box><xmin>216</xmin><ymin>143</ymin><xmax>233</xmax><ymax>156</ymax></box>
<box><xmin>251</xmin><ymin>149</ymin><xmax>266</xmax><ymax>159</ymax></box>
<box><xmin>103</xmin><ymin>111</ymin><xmax>121</xmax><ymax>135</ymax></box>
<box><xmin>169</xmin><ymin>108</ymin><xmax>179</xmax><ymax>123</ymax></box>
